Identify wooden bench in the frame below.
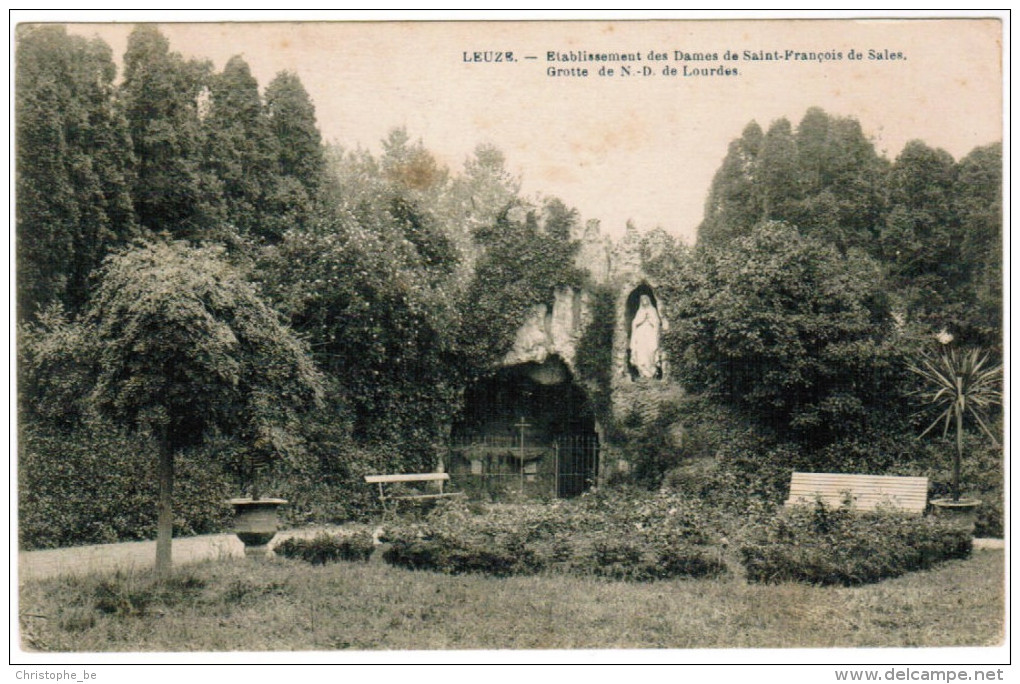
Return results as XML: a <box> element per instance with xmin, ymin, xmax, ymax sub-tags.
<box><xmin>784</xmin><ymin>472</ymin><xmax>929</xmax><ymax>515</ymax></box>
<box><xmin>364</xmin><ymin>473</ymin><xmax>464</xmax><ymax>519</ymax></box>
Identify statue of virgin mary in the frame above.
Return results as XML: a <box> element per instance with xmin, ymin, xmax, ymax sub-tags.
<box><xmin>630</xmin><ymin>294</ymin><xmax>661</xmax><ymax>379</ymax></box>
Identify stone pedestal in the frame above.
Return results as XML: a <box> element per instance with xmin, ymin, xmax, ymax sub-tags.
<box><xmin>228</xmin><ymin>498</ymin><xmax>288</xmax><ymax>558</ymax></box>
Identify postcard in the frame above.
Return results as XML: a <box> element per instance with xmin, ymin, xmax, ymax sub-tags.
<box><xmin>12</xmin><ymin>13</ymin><xmax>1006</xmax><ymax>675</ymax></box>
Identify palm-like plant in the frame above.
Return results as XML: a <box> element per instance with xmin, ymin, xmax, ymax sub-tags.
<box><xmin>909</xmin><ymin>345</ymin><xmax>1002</xmax><ymax>501</ymax></box>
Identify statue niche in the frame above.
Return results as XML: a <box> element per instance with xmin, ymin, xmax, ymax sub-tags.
<box><xmin>626</xmin><ymin>286</ymin><xmax>662</xmax><ymax>380</ymax></box>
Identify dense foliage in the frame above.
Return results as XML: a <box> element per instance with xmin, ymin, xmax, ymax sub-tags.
<box><xmin>257</xmin><ymin>210</ymin><xmax>461</xmax><ymax>458</ymax></box>
<box><xmin>382</xmin><ymin>491</ymin><xmax>727</xmax><ymax>581</ymax></box>
<box><xmin>698</xmin><ymin>109</ymin><xmax>1001</xmax><ymax>350</ymax></box>
<box><xmin>16</xmin><ymin>26</ymin><xmax>1002</xmax><ymax>552</ymax></box>
<box><xmin>699</xmin><ymin>109</ymin><xmax>888</xmax><ymax>255</ymax></box>
<box><xmin>654</xmin><ymin>222</ymin><xmax>906</xmax><ymax>447</ymax></box>
<box><xmin>740</xmin><ymin>501</ymin><xmax>972</xmax><ymax>586</ymax></box>
<box><xmin>85</xmin><ymin>241</ymin><xmax>324</xmax><ymax>467</ymax></box>
<box><xmin>458</xmin><ymin>198</ymin><xmax>586</xmax><ymax>369</ymax></box>
<box><xmin>275</xmin><ymin>531</ymin><xmax>376</xmax><ymax>564</ymax></box>
<box><xmin>18</xmin><ymin>421</ymin><xmax>232</xmax><ymax>549</ymax></box>
<box><xmin>15</xmin><ymin>26</ymin><xmax>138</xmax><ymax>321</ymax></box>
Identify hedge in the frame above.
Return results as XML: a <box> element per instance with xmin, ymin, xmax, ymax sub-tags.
<box><xmin>381</xmin><ymin>491</ymin><xmax>728</xmax><ymax>581</ymax></box>
<box><xmin>739</xmin><ymin>501</ymin><xmax>972</xmax><ymax>586</ymax></box>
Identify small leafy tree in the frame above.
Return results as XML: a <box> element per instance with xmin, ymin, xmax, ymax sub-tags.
<box><xmin>85</xmin><ymin>241</ymin><xmax>323</xmax><ymax>575</ymax></box>
<box><xmin>909</xmin><ymin>344</ymin><xmax>1002</xmax><ymax>501</ymax></box>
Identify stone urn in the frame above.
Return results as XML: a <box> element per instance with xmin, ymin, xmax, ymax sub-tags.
<box><xmin>227</xmin><ymin>497</ymin><xmax>288</xmax><ymax>557</ymax></box>
<box><xmin>931</xmin><ymin>498</ymin><xmax>981</xmax><ymax>534</ymax></box>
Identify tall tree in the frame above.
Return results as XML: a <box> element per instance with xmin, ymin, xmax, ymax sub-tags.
<box><xmin>698</xmin><ymin>109</ymin><xmax>888</xmax><ymax>253</ymax></box>
<box><xmin>953</xmin><ymin>143</ymin><xmax>1002</xmax><ymax>347</ymax></box>
<box><xmin>791</xmin><ymin>108</ymin><xmax>888</xmax><ymax>253</ymax></box>
<box><xmin>433</xmin><ymin>143</ymin><xmax>522</xmax><ymax>286</ymax></box>
<box><xmin>698</xmin><ymin>121</ymin><xmax>763</xmax><ymax>247</ymax></box>
<box><xmin>754</xmin><ymin>118</ymin><xmax>801</xmax><ymax>222</ymax></box>
<box><xmin>121</xmin><ymin>25</ymin><xmax>221</xmax><ymax>238</ymax></box>
<box><xmin>203</xmin><ymin>55</ymin><xmax>279</xmax><ymax>241</ymax></box>
<box><xmin>16</xmin><ymin>25</ymin><xmax>137</xmax><ymax>320</ymax></box>
<box><xmin>261</xmin><ymin>71</ymin><xmax>326</xmax><ymax>240</ymax></box>
<box><xmin>879</xmin><ymin>141</ymin><xmax>961</xmax><ymax>328</ymax></box>
<box><xmin>264</xmin><ymin>71</ymin><xmax>325</xmax><ymax>194</ymax></box>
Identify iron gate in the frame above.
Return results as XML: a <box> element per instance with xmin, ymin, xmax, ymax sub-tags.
<box><xmin>446</xmin><ymin>433</ymin><xmax>599</xmax><ymax>500</ymax></box>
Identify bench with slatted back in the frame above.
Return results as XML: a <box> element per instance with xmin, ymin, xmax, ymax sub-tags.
<box><xmin>784</xmin><ymin>472</ymin><xmax>929</xmax><ymax>515</ymax></box>
<box><xmin>364</xmin><ymin>473</ymin><xmax>464</xmax><ymax>518</ymax></box>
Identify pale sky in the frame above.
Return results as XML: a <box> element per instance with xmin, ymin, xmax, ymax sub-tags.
<box><xmin>57</xmin><ymin>18</ymin><xmax>1003</xmax><ymax>244</ymax></box>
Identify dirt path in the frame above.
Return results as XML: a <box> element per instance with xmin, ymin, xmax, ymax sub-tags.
<box><xmin>18</xmin><ymin>526</ymin><xmax>347</xmax><ymax>583</ymax></box>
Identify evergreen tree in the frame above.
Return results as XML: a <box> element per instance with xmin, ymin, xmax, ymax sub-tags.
<box><xmin>203</xmin><ymin>55</ymin><xmax>279</xmax><ymax>241</ymax></box>
<box><xmin>754</xmin><ymin>118</ymin><xmax>801</xmax><ymax>223</ymax></box>
<box><xmin>698</xmin><ymin>109</ymin><xmax>888</xmax><ymax>253</ymax></box>
<box><xmin>262</xmin><ymin>71</ymin><xmax>326</xmax><ymax>240</ymax></box>
<box><xmin>879</xmin><ymin>141</ymin><xmax>961</xmax><ymax>327</ymax></box>
<box><xmin>791</xmin><ymin>108</ymin><xmax>888</xmax><ymax>253</ymax></box>
<box><xmin>16</xmin><ymin>26</ymin><xmax>137</xmax><ymax>320</ymax></box>
<box><xmin>953</xmin><ymin>143</ymin><xmax>1002</xmax><ymax>347</ymax></box>
<box><xmin>121</xmin><ymin>25</ymin><xmax>221</xmax><ymax>238</ymax></box>
<box><xmin>264</xmin><ymin>71</ymin><xmax>326</xmax><ymax>194</ymax></box>
<box><xmin>698</xmin><ymin>121</ymin><xmax>763</xmax><ymax>247</ymax></box>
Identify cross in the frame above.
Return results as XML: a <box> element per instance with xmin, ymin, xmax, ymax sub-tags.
<box><xmin>514</xmin><ymin>417</ymin><xmax>531</xmax><ymax>449</ymax></box>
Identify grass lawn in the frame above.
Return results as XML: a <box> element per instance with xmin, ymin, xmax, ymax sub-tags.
<box><xmin>19</xmin><ymin>547</ymin><xmax>1004</xmax><ymax>651</ymax></box>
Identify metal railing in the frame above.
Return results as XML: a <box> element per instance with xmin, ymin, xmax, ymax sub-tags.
<box><xmin>446</xmin><ymin>433</ymin><xmax>599</xmax><ymax>500</ymax></box>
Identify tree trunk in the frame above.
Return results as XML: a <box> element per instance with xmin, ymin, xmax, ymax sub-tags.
<box><xmin>156</xmin><ymin>438</ymin><xmax>174</xmax><ymax>578</ymax></box>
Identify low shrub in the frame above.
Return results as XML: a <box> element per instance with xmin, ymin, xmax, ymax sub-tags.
<box><xmin>381</xmin><ymin>490</ymin><xmax>727</xmax><ymax>581</ymax></box>
<box><xmin>382</xmin><ymin>536</ymin><xmax>541</xmax><ymax>577</ymax></box>
<box><xmin>275</xmin><ymin>531</ymin><xmax>375</xmax><ymax>565</ymax></box>
<box><xmin>973</xmin><ymin>495</ymin><xmax>1003</xmax><ymax>540</ymax></box>
<box><xmin>578</xmin><ymin>536</ymin><xmax>726</xmax><ymax>582</ymax></box>
<box><xmin>739</xmin><ymin>500</ymin><xmax>972</xmax><ymax>586</ymax></box>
